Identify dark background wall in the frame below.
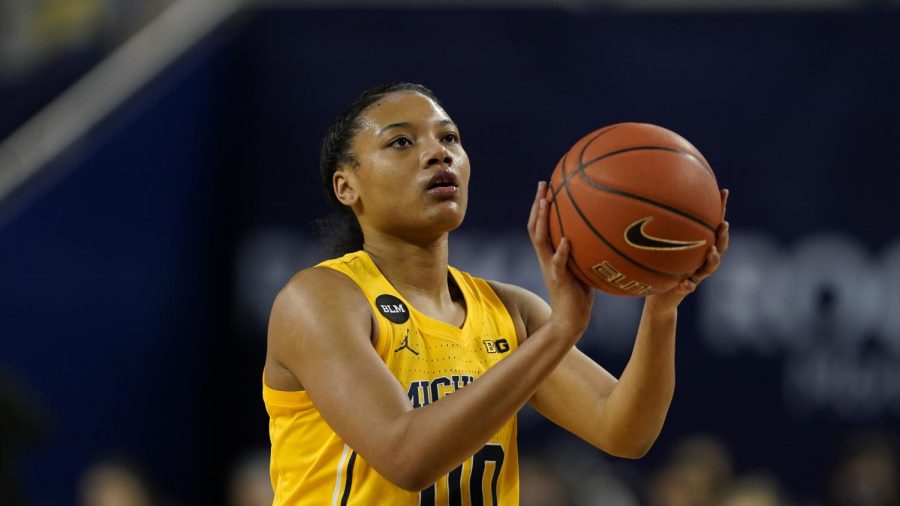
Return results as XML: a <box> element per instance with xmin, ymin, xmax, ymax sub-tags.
<box><xmin>1</xmin><ymin>7</ymin><xmax>899</xmax><ymax>505</ymax></box>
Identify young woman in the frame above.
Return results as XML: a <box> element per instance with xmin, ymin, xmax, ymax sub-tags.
<box><xmin>263</xmin><ymin>83</ymin><xmax>729</xmax><ymax>505</ymax></box>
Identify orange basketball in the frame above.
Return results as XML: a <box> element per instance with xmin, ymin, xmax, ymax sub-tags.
<box><xmin>548</xmin><ymin>123</ymin><xmax>722</xmax><ymax>297</ymax></box>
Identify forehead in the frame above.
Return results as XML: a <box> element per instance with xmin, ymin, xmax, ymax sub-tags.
<box><xmin>360</xmin><ymin>91</ymin><xmax>451</xmax><ymax>130</ymax></box>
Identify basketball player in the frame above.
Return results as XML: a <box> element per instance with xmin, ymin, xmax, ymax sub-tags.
<box><xmin>263</xmin><ymin>83</ymin><xmax>729</xmax><ymax>505</ymax></box>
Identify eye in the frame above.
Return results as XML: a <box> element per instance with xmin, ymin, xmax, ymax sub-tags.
<box><xmin>442</xmin><ymin>132</ymin><xmax>460</xmax><ymax>143</ymax></box>
<box><xmin>389</xmin><ymin>137</ymin><xmax>413</xmax><ymax>148</ymax></box>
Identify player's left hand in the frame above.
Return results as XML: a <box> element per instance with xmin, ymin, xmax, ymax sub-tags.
<box><xmin>645</xmin><ymin>189</ymin><xmax>729</xmax><ymax>314</ymax></box>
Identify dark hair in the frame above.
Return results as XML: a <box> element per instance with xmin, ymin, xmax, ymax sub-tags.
<box><xmin>317</xmin><ymin>82</ymin><xmax>442</xmax><ymax>256</ymax></box>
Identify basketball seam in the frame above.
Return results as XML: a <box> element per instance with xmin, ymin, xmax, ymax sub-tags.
<box><xmin>549</xmin><ymin>181</ymin><xmax>566</xmax><ymax>239</ymax></box>
<box><xmin>569</xmin><ymin>257</ymin><xmax>598</xmax><ymax>288</ymax></box>
<box><xmin>577</xmin><ymin>172</ymin><xmax>717</xmax><ymax>233</ymax></box>
<box><xmin>566</xmin><ymin>144</ymin><xmax>717</xmax><ymax>233</ymax></box>
<box><xmin>550</xmin><ymin>182</ymin><xmax>598</xmax><ymax>286</ymax></box>
<box><xmin>559</xmin><ymin>149</ymin><xmax>687</xmax><ymax>280</ymax></box>
<box><xmin>551</xmin><ymin>143</ymin><xmax>716</xmax><ymax>220</ymax></box>
<box><xmin>578</xmin><ymin>125</ymin><xmax>621</xmax><ymax>166</ymax></box>
<box><xmin>583</xmin><ymin>145</ymin><xmax>713</xmax><ymax>176</ymax></box>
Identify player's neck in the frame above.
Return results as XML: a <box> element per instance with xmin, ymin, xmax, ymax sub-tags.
<box><xmin>363</xmin><ymin>232</ymin><xmax>452</xmax><ymax>303</ymax></box>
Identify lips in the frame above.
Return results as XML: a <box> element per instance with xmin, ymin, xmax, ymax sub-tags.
<box><xmin>426</xmin><ymin>170</ymin><xmax>460</xmax><ymax>191</ymax></box>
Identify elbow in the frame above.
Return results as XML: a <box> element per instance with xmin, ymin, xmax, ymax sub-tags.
<box><xmin>369</xmin><ymin>419</ymin><xmax>443</xmax><ymax>491</ymax></box>
<box><xmin>608</xmin><ymin>444</ymin><xmax>652</xmax><ymax>460</ymax></box>
<box><xmin>593</xmin><ymin>418</ymin><xmax>663</xmax><ymax>460</ymax></box>
<box><xmin>377</xmin><ymin>452</ymin><xmax>438</xmax><ymax>492</ymax></box>
<box><xmin>393</xmin><ymin>476</ymin><xmax>436</xmax><ymax>493</ymax></box>
<box><xmin>598</xmin><ymin>437</ymin><xmax>656</xmax><ymax>460</ymax></box>
<box><xmin>384</xmin><ymin>469</ymin><xmax>431</xmax><ymax>493</ymax></box>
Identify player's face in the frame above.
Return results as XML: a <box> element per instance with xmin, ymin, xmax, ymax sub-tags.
<box><xmin>341</xmin><ymin>91</ymin><xmax>470</xmax><ymax>242</ymax></box>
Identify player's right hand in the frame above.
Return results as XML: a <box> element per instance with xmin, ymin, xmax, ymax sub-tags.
<box><xmin>527</xmin><ymin>181</ymin><xmax>595</xmax><ymax>338</ymax></box>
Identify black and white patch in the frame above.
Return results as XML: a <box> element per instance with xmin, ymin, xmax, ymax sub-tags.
<box><xmin>375</xmin><ymin>294</ymin><xmax>410</xmax><ymax>324</ymax></box>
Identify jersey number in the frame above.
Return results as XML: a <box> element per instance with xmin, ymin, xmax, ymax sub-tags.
<box><xmin>419</xmin><ymin>444</ymin><xmax>505</xmax><ymax>506</ymax></box>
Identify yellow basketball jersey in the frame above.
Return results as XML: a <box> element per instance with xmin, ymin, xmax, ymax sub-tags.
<box><xmin>264</xmin><ymin>251</ymin><xmax>520</xmax><ymax>505</ymax></box>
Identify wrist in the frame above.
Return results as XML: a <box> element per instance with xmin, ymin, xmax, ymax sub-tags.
<box><xmin>546</xmin><ymin>315</ymin><xmax>587</xmax><ymax>342</ymax></box>
<box><xmin>643</xmin><ymin>297</ymin><xmax>678</xmax><ymax>321</ymax></box>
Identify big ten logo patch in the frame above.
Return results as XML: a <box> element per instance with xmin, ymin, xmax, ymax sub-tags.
<box><xmin>483</xmin><ymin>338</ymin><xmax>510</xmax><ymax>354</ymax></box>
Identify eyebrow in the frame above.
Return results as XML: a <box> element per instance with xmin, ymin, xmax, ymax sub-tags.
<box><xmin>378</xmin><ymin>119</ymin><xmax>456</xmax><ymax>136</ymax></box>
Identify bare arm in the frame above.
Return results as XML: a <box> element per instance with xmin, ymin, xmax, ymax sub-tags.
<box><xmin>498</xmin><ymin>189</ymin><xmax>730</xmax><ymax>458</ymax></box>
<box><xmin>266</xmin><ymin>183</ymin><xmax>594</xmax><ymax>491</ymax></box>
<box><xmin>495</xmin><ymin>282</ymin><xmax>677</xmax><ymax>458</ymax></box>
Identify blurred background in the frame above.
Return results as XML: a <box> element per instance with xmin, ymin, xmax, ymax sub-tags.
<box><xmin>2</xmin><ymin>0</ymin><xmax>900</xmax><ymax>504</ymax></box>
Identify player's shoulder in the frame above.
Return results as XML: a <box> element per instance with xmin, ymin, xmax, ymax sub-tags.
<box><xmin>266</xmin><ymin>265</ymin><xmax>376</xmax><ymax>382</ymax></box>
<box><xmin>484</xmin><ymin>279</ymin><xmax>550</xmax><ymax>322</ymax></box>
<box><xmin>483</xmin><ymin>279</ymin><xmax>551</xmax><ymax>341</ymax></box>
<box><xmin>485</xmin><ymin>279</ymin><xmax>544</xmax><ymax>307</ymax></box>
<box><xmin>271</xmin><ymin>265</ymin><xmax>371</xmax><ymax>327</ymax></box>
<box><xmin>283</xmin><ymin>264</ymin><xmax>358</xmax><ymax>293</ymax></box>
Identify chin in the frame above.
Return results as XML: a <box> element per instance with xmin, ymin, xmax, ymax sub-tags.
<box><xmin>425</xmin><ymin>206</ymin><xmax>466</xmax><ymax>235</ymax></box>
<box><xmin>434</xmin><ymin>214</ymin><xmax>466</xmax><ymax>234</ymax></box>
<box><xmin>443</xmin><ymin>202</ymin><xmax>467</xmax><ymax>225</ymax></box>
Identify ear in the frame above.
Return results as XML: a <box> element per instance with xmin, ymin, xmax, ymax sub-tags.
<box><xmin>333</xmin><ymin>169</ymin><xmax>358</xmax><ymax>207</ymax></box>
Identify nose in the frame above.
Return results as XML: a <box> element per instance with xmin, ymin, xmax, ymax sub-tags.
<box><xmin>425</xmin><ymin>140</ymin><xmax>453</xmax><ymax>168</ymax></box>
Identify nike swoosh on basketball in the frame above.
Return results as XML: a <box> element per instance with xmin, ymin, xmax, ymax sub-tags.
<box><xmin>624</xmin><ymin>217</ymin><xmax>707</xmax><ymax>251</ymax></box>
